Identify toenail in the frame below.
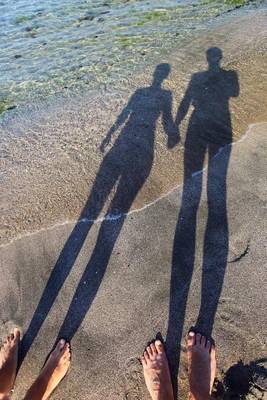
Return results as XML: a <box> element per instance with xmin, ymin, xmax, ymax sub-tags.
<box><xmin>189</xmin><ymin>332</ymin><xmax>195</xmax><ymax>337</ymax></box>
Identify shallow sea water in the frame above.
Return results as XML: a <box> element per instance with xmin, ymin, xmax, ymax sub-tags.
<box><xmin>0</xmin><ymin>0</ymin><xmax>267</xmax><ymax>244</ymax></box>
<box><xmin>0</xmin><ymin>0</ymin><xmax>265</xmax><ymax>109</ymax></box>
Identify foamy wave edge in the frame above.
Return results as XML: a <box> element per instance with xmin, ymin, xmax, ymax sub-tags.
<box><xmin>1</xmin><ymin>122</ymin><xmax>266</xmax><ymax>249</ymax></box>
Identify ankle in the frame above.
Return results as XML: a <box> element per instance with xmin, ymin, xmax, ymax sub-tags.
<box><xmin>189</xmin><ymin>392</ymin><xmax>211</xmax><ymax>400</ymax></box>
<box><xmin>23</xmin><ymin>374</ymin><xmax>49</xmax><ymax>400</ymax></box>
<box><xmin>157</xmin><ymin>387</ymin><xmax>174</xmax><ymax>400</ymax></box>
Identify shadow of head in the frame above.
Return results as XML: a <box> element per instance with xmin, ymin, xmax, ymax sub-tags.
<box><xmin>153</xmin><ymin>63</ymin><xmax>171</xmax><ymax>85</ymax></box>
<box><xmin>206</xmin><ymin>47</ymin><xmax>223</xmax><ymax>69</ymax></box>
<box><xmin>215</xmin><ymin>359</ymin><xmax>267</xmax><ymax>398</ymax></box>
<box><xmin>224</xmin><ymin>361</ymin><xmax>251</xmax><ymax>396</ymax></box>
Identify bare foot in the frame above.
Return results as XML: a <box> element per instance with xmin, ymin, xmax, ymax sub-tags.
<box><xmin>141</xmin><ymin>340</ymin><xmax>174</xmax><ymax>400</ymax></box>
<box><xmin>187</xmin><ymin>331</ymin><xmax>216</xmax><ymax>400</ymax></box>
<box><xmin>0</xmin><ymin>328</ymin><xmax>20</xmax><ymax>398</ymax></box>
<box><xmin>24</xmin><ymin>339</ymin><xmax>71</xmax><ymax>400</ymax></box>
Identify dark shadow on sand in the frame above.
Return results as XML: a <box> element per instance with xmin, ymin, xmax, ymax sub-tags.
<box><xmin>20</xmin><ymin>49</ymin><xmax>239</xmax><ymax>400</ymax></box>
<box><xmin>20</xmin><ymin>63</ymin><xmax>177</xmax><ymax>363</ymax></box>
<box><xmin>165</xmin><ymin>47</ymin><xmax>239</xmax><ymax>397</ymax></box>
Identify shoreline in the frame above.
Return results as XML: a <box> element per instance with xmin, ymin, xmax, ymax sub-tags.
<box><xmin>1</xmin><ymin>121</ymin><xmax>266</xmax><ymax>400</ymax></box>
<box><xmin>1</xmin><ymin>121</ymin><xmax>266</xmax><ymax>250</ymax></box>
<box><xmin>0</xmin><ymin>4</ymin><xmax>266</xmax><ymax>398</ymax></box>
<box><xmin>1</xmin><ymin>8</ymin><xmax>267</xmax><ymax>246</ymax></box>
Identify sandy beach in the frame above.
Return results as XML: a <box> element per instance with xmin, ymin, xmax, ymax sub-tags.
<box><xmin>1</xmin><ymin>121</ymin><xmax>266</xmax><ymax>399</ymax></box>
<box><xmin>0</xmin><ymin>3</ymin><xmax>267</xmax><ymax>400</ymax></box>
<box><xmin>1</xmin><ymin>8</ymin><xmax>267</xmax><ymax>246</ymax></box>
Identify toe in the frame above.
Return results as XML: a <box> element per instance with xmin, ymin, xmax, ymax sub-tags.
<box><xmin>62</xmin><ymin>344</ymin><xmax>70</xmax><ymax>356</ymax></box>
<box><xmin>155</xmin><ymin>340</ymin><xmax>164</xmax><ymax>354</ymax></box>
<box><xmin>196</xmin><ymin>333</ymin><xmax>201</xmax><ymax>346</ymax></box>
<box><xmin>65</xmin><ymin>344</ymin><xmax>71</xmax><ymax>356</ymax></box>
<box><xmin>211</xmin><ymin>345</ymin><xmax>216</xmax><ymax>359</ymax></box>
<box><xmin>14</xmin><ymin>328</ymin><xmax>21</xmax><ymax>341</ymax></box>
<box><xmin>187</xmin><ymin>331</ymin><xmax>195</xmax><ymax>347</ymax></box>
<box><xmin>146</xmin><ymin>345</ymin><xmax>152</xmax><ymax>357</ymax></box>
<box><xmin>206</xmin><ymin>340</ymin><xmax>211</xmax><ymax>351</ymax></box>
<box><xmin>56</xmin><ymin>339</ymin><xmax>66</xmax><ymax>353</ymax></box>
<box><xmin>150</xmin><ymin>342</ymin><xmax>157</xmax><ymax>355</ymax></box>
<box><xmin>200</xmin><ymin>335</ymin><xmax>206</xmax><ymax>347</ymax></box>
<box><xmin>144</xmin><ymin>350</ymin><xmax>149</xmax><ymax>363</ymax></box>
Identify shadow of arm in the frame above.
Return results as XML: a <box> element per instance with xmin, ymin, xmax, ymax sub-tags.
<box><xmin>100</xmin><ymin>99</ymin><xmax>132</xmax><ymax>152</ymax></box>
<box><xmin>162</xmin><ymin>91</ymin><xmax>180</xmax><ymax>149</ymax></box>
<box><xmin>231</xmin><ymin>70</ymin><xmax>239</xmax><ymax>97</ymax></box>
<box><xmin>175</xmin><ymin>79</ymin><xmax>193</xmax><ymax>127</ymax></box>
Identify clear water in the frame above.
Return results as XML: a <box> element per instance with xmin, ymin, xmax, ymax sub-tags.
<box><xmin>0</xmin><ymin>0</ymin><xmax>264</xmax><ymax>111</ymax></box>
<box><xmin>1</xmin><ymin>0</ymin><xmax>267</xmax><ymax>245</ymax></box>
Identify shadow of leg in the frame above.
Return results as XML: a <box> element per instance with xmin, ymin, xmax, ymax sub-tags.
<box><xmin>166</xmin><ymin>168</ymin><xmax>203</xmax><ymax>398</ymax></box>
<box><xmin>20</xmin><ymin>154</ymin><xmax>120</xmax><ymax>363</ymax></box>
<box><xmin>56</xmin><ymin>171</ymin><xmax>148</xmax><ymax>341</ymax></box>
<box><xmin>196</xmin><ymin>146</ymin><xmax>231</xmax><ymax>336</ymax></box>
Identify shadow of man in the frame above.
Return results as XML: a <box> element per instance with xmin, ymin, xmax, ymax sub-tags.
<box><xmin>165</xmin><ymin>47</ymin><xmax>239</xmax><ymax>396</ymax></box>
<box><xmin>21</xmin><ymin>63</ymin><xmax>177</xmax><ymax>359</ymax></box>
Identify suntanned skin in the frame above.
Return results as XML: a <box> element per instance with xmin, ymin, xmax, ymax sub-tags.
<box><xmin>0</xmin><ymin>328</ymin><xmax>20</xmax><ymax>400</ymax></box>
<box><xmin>187</xmin><ymin>331</ymin><xmax>216</xmax><ymax>400</ymax></box>
<box><xmin>0</xmin><ymin>332</ymin><xmax>70</xmax><ymax>400</ymax></box>
<box><xmin>23</xmin><ymin>339</ymin><xmax>71</xmax><ymax>400</ymax></box>
<box><xmin>141</xmin><ymin>340</ymin><xmax>174</xmax><ymax>400</ymax></box>
<box><xmin>1</xmin><ymin>327</ymin><xmax>216</xmax><ymax>400</ymax></box>
<box><xmin>142</xmin><ymin>332</ymin><xmax>216</xmax><ymax>400</ymax></box>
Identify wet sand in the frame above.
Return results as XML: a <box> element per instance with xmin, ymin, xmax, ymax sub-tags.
<box><xmin>0</xmin><ymin>122</ymin><xmax>266</xmax><ymax>399</ymax></box>
<box><xmin>1</xmin><ymin>8</ymin><xmax>266</xmax><ymax>246</ymax></box>
<box><xmin>0</xmin><ymin>7</ymin><xmax>267</xmax><ymax>400</ymax></box>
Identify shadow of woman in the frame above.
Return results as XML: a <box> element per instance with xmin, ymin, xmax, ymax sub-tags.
<box><xmin>20</xmin><ymin>63</ymin><xmax>177</xmax><ymax>360</ymax></box>
<box><xmin>165</xmin><ymin>47</ymin><xmax>239</xmax><ymax>397</ymax></box>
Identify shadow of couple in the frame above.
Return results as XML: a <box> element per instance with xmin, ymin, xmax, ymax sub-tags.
<box><xmin>21</xmin><ymin>46</ymin><xmax>239</xmax><ymax>394</ymax></box>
